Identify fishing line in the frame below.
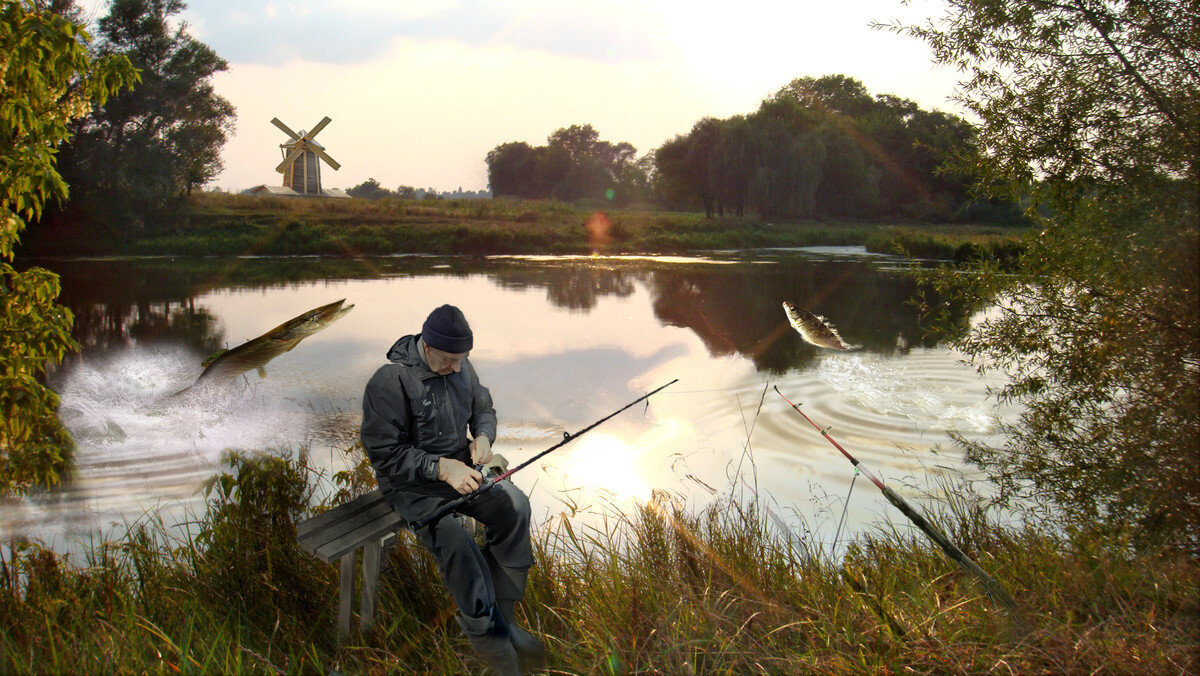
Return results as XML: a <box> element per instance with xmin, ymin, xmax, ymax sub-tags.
<box><xmin>655</xmin><ymin>387</ymin><xmax>753</xmax><ymax>395</ymax></box>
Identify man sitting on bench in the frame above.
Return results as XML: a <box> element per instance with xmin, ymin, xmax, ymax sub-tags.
<box><xmin>360</xmin><ymin>304</ymin><xmax>543</xmax><ymax>674</ymax></box>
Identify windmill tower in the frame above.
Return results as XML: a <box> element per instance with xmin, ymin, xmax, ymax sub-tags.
<box><xmin>272</xmin><ymin>116</ymin><xmax>342</xmax><ymax>195</ymax></box>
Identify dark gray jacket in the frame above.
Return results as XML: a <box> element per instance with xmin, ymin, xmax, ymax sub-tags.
<box><xmin>360</xmin><ymin>334</ymin><xmax>497</xmax><ymax>495</ymax></box>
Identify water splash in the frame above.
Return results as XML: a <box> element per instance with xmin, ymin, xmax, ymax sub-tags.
<box><xmin>59</xmin><ymin>345</ymin><xmax>312</xmax><ymax>465</ymax></box>
<box><xmin>4</xmin><ymin>345</ymin><xmax>318</xmax><ymax>541</ymax></box>
<box><xmin>817</xmin><ymin>352</ymin><xmax>996</xmax><ymax>435</ymax></box>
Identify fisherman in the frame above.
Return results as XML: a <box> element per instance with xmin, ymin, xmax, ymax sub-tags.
<box><xmin>360</xmin><ymin>304</ymin><xmax>542</xmax><ymax>675</ymax></box>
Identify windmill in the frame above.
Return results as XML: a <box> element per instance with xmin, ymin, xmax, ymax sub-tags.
<box><xmin>272</xmin><ymin>116</ymin><xmax>342</xmax><ymax>195</ymax></box>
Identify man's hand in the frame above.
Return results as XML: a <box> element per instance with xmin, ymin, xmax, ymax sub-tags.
<box><xmin>470</xmin><ymin>436</ymin><xmax>493</xmax><ymax>465</ymax></box>
<box><xmin>438</xmin><ymin>458</ymin><xmax>482</xmax><ymax>495</ymax></box>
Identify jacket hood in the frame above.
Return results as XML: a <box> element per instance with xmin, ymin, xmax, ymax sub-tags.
<box><xmin>386</xmin><ymin>334</ymin><xmax>426</xmax><ymax>368</ymax></box>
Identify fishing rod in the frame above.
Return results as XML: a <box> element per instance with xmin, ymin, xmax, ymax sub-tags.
<box><xmin>773</xmin><ymin>385</ymin><xmax>1021</xmax><ymax>620</ymax></box>
<box><xmin>409</xmin><ymin>379</ymin><xmax>679</xmax><ymax>530</ymax></box>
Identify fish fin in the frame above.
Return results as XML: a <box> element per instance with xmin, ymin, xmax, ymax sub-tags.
<box><xmin>257</xmin><ymin>367</ymin><xmax>267</xmax><ymax>378</ymax></box>
<box><xmin>816</xmin><ymin>315</ymin><xmax>843</xmax><ymax>334</ymax></box>
<box><xmin>816</xmin><ymin>318</ymin><xmax>852</xmax><ymax>348</ymax></box>
<box><xmin>201</xmin><ymin>349</ymin><xmax>226</xmax><ymax>367</ymax></box>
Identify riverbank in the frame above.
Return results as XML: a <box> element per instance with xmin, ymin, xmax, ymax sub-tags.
<box><xmin>1</xmin><ymin>450</ymin><xmax>1194</xmax><ymax>674</ymax></box>
<box><xmin>22</xmin><ymin>192</ymin><xmax>1026</xmax><ymax>261</ymax></box>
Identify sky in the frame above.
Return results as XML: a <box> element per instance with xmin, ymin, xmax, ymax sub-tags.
<box><xmin>93</xmin><ymin>0</ymin><xmax>964</xmax><ymax>193</ymax></box>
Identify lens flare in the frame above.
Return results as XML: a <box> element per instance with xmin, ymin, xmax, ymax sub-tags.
<box><xmin>585</xmin><ymin>211</ymin><xmax>612</xmax><ymax>253</ymax></box>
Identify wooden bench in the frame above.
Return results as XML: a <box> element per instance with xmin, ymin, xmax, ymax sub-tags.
<box><xmin>296</xmin><ymin>489</ymin><xmax>406</xmax><ymax>638</ymax></box>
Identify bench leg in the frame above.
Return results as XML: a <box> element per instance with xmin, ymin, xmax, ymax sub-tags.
<box><xmin>338</xmin><ymin>552</ymin><xmax>355</xmax><ymax>639</ymax></box>
<box><xmin>360</xmin><ymin>539</ymin><xmax>382</xmax><ymax>633</ymax></box>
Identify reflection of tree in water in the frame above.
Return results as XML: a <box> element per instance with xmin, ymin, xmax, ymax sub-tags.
<box><xmin>647</xmin><ymin>261</ymin><xmax>968</xmax><ymax>374</ymax></box>
<box><xmin>38</xmin><ymin>256</ymin><xmax>413</xmax><ymax>368</ymax></box>
<box><xmin>71</xmin><ymin>300</ymin><xmax>222</xmax><ymax>356</ymax></box>
<box><xmin>44</xmin><ymin>262</ymin><xmax>229</xmax><ymax>382</ymax></box>
<box><xmin>39</xmin><ymin>255</ymin><xmax>971</xmax><ymax>382</ymax></box>
<box><xmin>490</xmin><ymin>265</ymin><xmax>637</xmax><ymax>311</ymax></box>
<box><xmin>486</xmin><ymin>257</ymin><xmax>970</xmax><ymax>372</ymax></box>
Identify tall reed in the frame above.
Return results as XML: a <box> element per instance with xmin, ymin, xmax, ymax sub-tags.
<box><xmin>1</xmin><ymin>448</ymin><xmax>1194</xmax><ymax>674</ymax></box>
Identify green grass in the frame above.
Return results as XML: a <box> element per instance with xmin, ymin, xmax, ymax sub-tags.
<box><xmin>21</xmin><ymin>192</ymin><xmax>1029</xmax><ymax>260</ymax></box>
<box><xmin>864</xmin><ymin>225</ymin><xmax>1026</xmax><ymax>264</ymax></box>
<box><xmin>2</xmin><ymin>448</ymin><xmax>1194</xmax><ymax>674</ymax></box>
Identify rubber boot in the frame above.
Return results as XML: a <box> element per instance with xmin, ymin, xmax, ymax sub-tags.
<box><xmin>486</xmin><ymin>553</ymin><xmax>545</xmax><ymax>667</ymax></box>
<box><xmin>456</xmin><ymin>606</ymin><xmax>520</xmax><ymax>676</ymax></box>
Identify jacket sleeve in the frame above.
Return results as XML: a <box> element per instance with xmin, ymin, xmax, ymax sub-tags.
<box><xmin>466</xmin><ymin>361</ymin><xmax>498</xmax><ymax>443</ymax></box>
<box><xmin>360</xmin><ymin>365</ymin><xmax>440</xmax><ymax>487</ymax></box>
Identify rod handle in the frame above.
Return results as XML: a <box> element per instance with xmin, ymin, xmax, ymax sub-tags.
<box><xmin>409</xmin><ymin>478</ymin><xmax>497</xmax><ymax>530</ymax></box>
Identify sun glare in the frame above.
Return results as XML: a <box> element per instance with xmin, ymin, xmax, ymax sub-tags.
<box><xmin>562</xmin><ymin>433</ymin><xmax>651</xmax><ymax>501</ymax></box>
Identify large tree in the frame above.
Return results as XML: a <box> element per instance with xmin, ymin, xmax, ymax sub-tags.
<box><xmin>0</xmin><ymin>0</ymin><xmax>137</xmax><ymax>494</ymax></box>
<box><xmin>56</xmin><ymin>0</ymin><xmax>234</xmax><ymax>228</ymax></box>
<box><xmin>486</xmin><ymin>142</ymin><xmax>542</xmax><ymax>199</ymax></box>
<box><xmin>892</xmin><ymin>0</ymin><xmax>1199</xmax><ymax>551</ymax></box>
<box><xmin>486</xmin><ymin>125</ymin><xmax>648</xmax><ymax>204</ymax></box>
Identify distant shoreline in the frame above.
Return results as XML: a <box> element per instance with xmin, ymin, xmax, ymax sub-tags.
<box><xmin>21</xmin><ymin>192</ymin><xmax>1026</xmax><ymax>262</ymax></box>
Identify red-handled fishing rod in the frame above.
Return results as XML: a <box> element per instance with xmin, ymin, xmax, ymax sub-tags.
<box><xmin>409</xmin><ymin>379</ymin><xmax>678</xmax><ymax>530</ymax></box>
<box><xmin>774</xmin><ymin>385</ymin><xmax>1021</xmax><ymax>621</ymax></box>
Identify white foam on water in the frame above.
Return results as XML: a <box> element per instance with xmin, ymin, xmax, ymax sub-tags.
<box><xmin>816</xmin><ymin>352</ymin><xmax>996</xmax><ymax>436</ymax></box>
<box><xmin>58</xmin><ymin>345</ymin><xmax>312</xmax><ymax>466</ymax></box>
<box><xmin>6</xmin><ymin>345</ymin><xmax>320</xmax><ymax>542</ymax></box>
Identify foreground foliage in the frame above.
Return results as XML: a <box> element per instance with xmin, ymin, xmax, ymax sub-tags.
<box><xmin>1</xmin><ymin>451</ymin><xmax>1196</xmax><ymax>674</ymax></box>
<box><xmin>0</xmin><ymin>1</ymin><xmax>137</xmax><ymax>494</ymax></box>
<box><xmin>897</xmin><ymin>0</ymin><xmax>1200</xmax><ymax>552</ymax></box>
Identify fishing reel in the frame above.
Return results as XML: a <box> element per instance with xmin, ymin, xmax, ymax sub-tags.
<box><xmin>460</xmin><ymin>454</ymin><xmax>509</xmax><ymax>537</ymax></box>
<box><xmin>475</xmin><ymin>453</ymin><xmax>509</xmax><ymax>481</ymax></box>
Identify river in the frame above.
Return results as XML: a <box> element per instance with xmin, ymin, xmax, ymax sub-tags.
<box><xmin>5</xmin><ymin>248</ymin><xmax>1015</xmax><ymax>554</ymax></box>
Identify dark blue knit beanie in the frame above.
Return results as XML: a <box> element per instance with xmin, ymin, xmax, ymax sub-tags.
<box><xmin>422</xmin><ymin>304</ymin><xmax>473</xmax><ymax>353</ymax></box>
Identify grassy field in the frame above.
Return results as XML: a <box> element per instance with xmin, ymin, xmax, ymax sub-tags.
<box><xmin>22</xmin><ymin>192</ymin><xmax>1027</xmax><ymax>261</ymax></box>
<box><xmin>2</xmin><ymin>448</ymin><xmax>1194</xmax><ymax>675</ymax></box>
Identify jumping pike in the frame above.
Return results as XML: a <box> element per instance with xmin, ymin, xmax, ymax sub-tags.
<box><xmin>173</xmin><ymin>299</ymin><xmax>354</xmax><ymax>396</ymax></box>
<box><xmin>782</xmin><ymin>301</ymin><xmax>856</xmax><ymax>350</ymax></box>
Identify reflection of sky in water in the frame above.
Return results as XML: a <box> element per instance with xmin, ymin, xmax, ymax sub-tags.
<box><xmin>8</xmin><ymin>255</ymin><xmax>1018</xmax><ymax>558</ymax></box>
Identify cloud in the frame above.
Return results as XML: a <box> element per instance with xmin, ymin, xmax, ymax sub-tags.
<box><xmin>210</xmin><ymin>37</ymin><xmax>719</xmax><ymax>192</ymax></box>
<box><xmin>478</xmin><ymin>1</ymin><xmax>675</xmax><ymax>63</ymax></box>
<box><xmin>337</xmin><ymin>0</ymin><xmax>459</xmax><ymax>16</ymax></box>
<box><xmin>183</xmin><ymin>0</ymin><xmax>675</xmax><ymax>66</ymax></box>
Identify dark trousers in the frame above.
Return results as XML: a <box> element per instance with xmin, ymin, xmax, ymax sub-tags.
<box><xmin>385</xmin><ymin>478</ymin><xmax>533</xmax><ymax>618</ymax></box>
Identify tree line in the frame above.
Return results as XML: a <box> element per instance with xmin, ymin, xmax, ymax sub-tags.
<box><xmin>345</xmin><ymin>180</ymin><xmax>491</xmax><ymax>201</ymax></box>
<box><xmin>486</xmin><ymin>76</ymin><xmax>1024</xmax><ymax>224</ymax></box>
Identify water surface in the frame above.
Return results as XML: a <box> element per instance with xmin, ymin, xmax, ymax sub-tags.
<box><xmin>9</xmin><ymin>249</ymin><xmax>1013</xmax><ymax>551</ymax></box>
